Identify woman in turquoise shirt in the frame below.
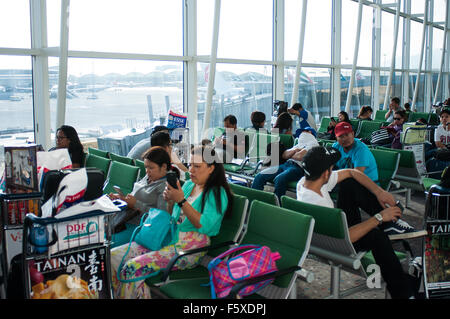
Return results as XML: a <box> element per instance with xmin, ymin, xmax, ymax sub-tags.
<box><xmin>110</xmin><ymin>145</ymin><xmax>233</xmax><ymax>299</ymax></box>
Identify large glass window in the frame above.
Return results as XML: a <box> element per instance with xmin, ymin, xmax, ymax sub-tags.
<box><xmin>284</xmin><ymin>67</ymin><xmax>332</xmax><ymax>121</ymax></box>
<box><xmin>341</xmin><ymin>0</ymin><xmax>373</xmax><ymax>67</ymax></box>
<box><xmin>197</xmin><ymin>0</ymin><xmax>215</xmax><ymax>56</ymax></box>
<box><xmin>0</xmin><ymin>56</ymin><xmax>34</xmax><ymax>145</ymax></box>
<box><xmin>59</xmin><ymin>58</ymin><xmax>183</xmax><ymax>150</ymax></box>
<box><xmin>380</xmin><ymin>12</ymin><xmax>404</xmax><ymax>69</ymax></box>
<box><xmin>69</xmin><ymin>1</ymin><xmax>183</xmax><ymax>55</ymax></box>
<box><xmin>285</xmin><ymin>0</ymin><xmax>332</xmax><ymax>64</ymax></box>
<box><xmin>0</xmin><ymin>0</ymin><xmax>31</xmax><ymax>48</ymax></box>
<box><xmin>218</xmin><ymin>0</ymin><xmax>272</xmax><ymax>60</ymax></box>
<box><xmin>379</xmin><ymin>71</ymin><xmax>402</xmax><ymax>109</ymax></box>
<box><xmin>341</xmin><ymin>68</ymin><xmax>372</xmax><ymax>117</ymax></box>
<box><xmin>202</xmin><ymin>63</ymin><xmax>272</xmax><ymax>133</ymax></box>
<box><xmin>46</xmin><ymin>0</ymin><xmax>61</xmax><ymax>48</ymax></box>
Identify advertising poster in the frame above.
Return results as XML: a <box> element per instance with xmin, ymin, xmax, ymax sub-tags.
<box><xmin>28</xmin><ymin>246</ymin><xmax>111</xmax><ymax>299</ymax></box>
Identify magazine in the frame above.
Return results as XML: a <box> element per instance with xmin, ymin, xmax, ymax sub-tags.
<box><xmin>423</xmin><ymin>221</ymin><xmax>450</xmax><ymax>298</ymax></box>
<box><xmin>28</xmin><ymin>246</ymin><xmax>111</xmax><ymax>299</ymax></box>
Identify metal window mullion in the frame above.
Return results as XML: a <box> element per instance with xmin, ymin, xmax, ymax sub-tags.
<box><xmin>273</xmin><ymin>0</ymin><xmax>285</xmax><ymax>102</ymax></box>
<box><xmin>445</xmin><ymin>0</ymin><xmax>450</xmax><ymax>99</ymax></box>
<box><xmin>425</xmin><ymin>0</ymin><xmax>434</xmax><ymax>111</ymax></box>
<box><xmin>30</xmin><ymin>0</ymin><xmax>51</xmax><ymax>150</ymax></box>
<box><xmin>56</xmin><ymin>0</ymin><xmax>70</xmax><ymax>130</ymax></box>
<box><xmin>184</xmin><ymin>0</ymin><xmax>199</xmax><ymax>143</ymax></box>
<box><xmin>373</xmin><ymin>0</ymin><xmax>382</xmax><ymax>111</ymax></box>
<box><xmin>345</xmin><ymin>0</ymin><xmax>363</xmax><ymax>114</ymax></box>
<box><xmin>433</xmin><ymin>0</ymin><xmax>449</xmax><ymax>104</ymax></box>
<box><xmin>290</xmin><ymin>0</ymin><xmax>308</xmax><ymax>106</ymax></box>
<box><xmin>382</xmin><ymin>0</ymin><xmax>401</xmax><ymax>110</ymax></box>
<box><xmin>411</xmin><ymin>0</ymin><xmax>429</xmax><ymax>111</ymax></box>
<box><xmin>402</xmin><ymin>0</ymin><xmax>411</xmax><ymax>105</ymax></box>
<box><xmin>332</xmin><ymin>0</ymin><xmax>342</xmax><ymax>117</ymax></box>
<box><xmin>202</xmin><ymin>0</ymin><xmax>220</xmax><ymax>134</ymax></box>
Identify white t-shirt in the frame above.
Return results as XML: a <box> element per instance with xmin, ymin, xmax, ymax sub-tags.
<box><xmin>286</xmin><ymin>132</ymin><xmax>319</xmax><ymax>166</ymax></box>
<box><xmin>296</xmin><ymin>170</ymin><xmax>339</xmax><ymax>208</ymax></box>
<box><xmin>434</xmin><ymin>124</ymin><xmax>450</xmax><ymax>146</ymax></box>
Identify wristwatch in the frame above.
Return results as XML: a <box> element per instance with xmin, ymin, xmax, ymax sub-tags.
<box><xmin>177</xmin><ymin>198</ymin><xmax>187</xmax><ymax>208</ymax></box>
<box><xmin>374</xmin><ymin>213</ymin><xmax>383</xmax><ymax>225</ymax></box>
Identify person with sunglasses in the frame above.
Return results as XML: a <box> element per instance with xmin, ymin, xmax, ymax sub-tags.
<box><xmin>385</xmin><ymin>110</ymin><xmax>408</xmax><ymax>149</ymax></box>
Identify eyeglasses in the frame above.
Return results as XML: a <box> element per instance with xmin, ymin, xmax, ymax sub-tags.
<box><xmin>56</xmin><ymin>135</ymin><xmax>67</xmax><ymax>140</ymax></box>
<box><xmin>393</xmin><ymin>118</ymin><xmax>402</xmax><ymax>121</ymax></box>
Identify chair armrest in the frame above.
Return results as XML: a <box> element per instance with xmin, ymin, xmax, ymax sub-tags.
<box><xmin>225</xmin><ymin>265</ymin><xmax>301</xmax><ymax>299</ymax></box>
<box><xmin>160</xmin><ymin>240</ymin><xmax>237</xmax><ymax>282</ymax></box>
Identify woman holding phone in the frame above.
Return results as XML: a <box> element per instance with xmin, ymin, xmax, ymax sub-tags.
<box><xmin>110</xmin><ymin>145</ymin><xmax>233</xmax><ymax>299</ymax></box>
<box><xmin>109</xmin><ymin>146</ymin><xmax>178</xmax><ymax>244</ymax></box>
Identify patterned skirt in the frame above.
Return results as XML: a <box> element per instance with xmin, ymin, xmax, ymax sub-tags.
<box><xmin>110</xmin><ymin>231</ymin><xmax>210</xmax><ymax>299</ymax></box>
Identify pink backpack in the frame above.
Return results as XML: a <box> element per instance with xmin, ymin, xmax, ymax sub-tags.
<box><xmin>207</xmin><ymin>244</ymin><xmax>281</xmax><ymax>299</ymax></box>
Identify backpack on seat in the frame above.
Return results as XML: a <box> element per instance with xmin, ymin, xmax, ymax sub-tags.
<box><xmin>207</xmin><ymin>244</ymin><xmax>281</xmax><ymax>299</ymax></box>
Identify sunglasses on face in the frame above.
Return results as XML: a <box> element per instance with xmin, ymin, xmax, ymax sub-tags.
<box><xmin>394</xmin><ymin>118</ymin><xmax>402</xmax><ymax>121</ymax></box>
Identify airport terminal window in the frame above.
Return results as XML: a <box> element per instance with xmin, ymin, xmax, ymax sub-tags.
<box><xmin>433</xmin><ymin>0</ymin><xmax>447</xmax><ymax>23</ymax></box>
<box><xmin>0</xmin><ymin>0</ymin><xmax>31</xmax><ymax>48</ymax></box>
<box><xmin>218</xmin><ymin>0</ymin><xmax>272</xmax><ymax>61</ymax></box>
<box><xmin>205</xmin><ymin>63</ymin><xmax>273</xmax><ymax>132</ymax></box>
<box><xmin>68</xmin><ymin>0</ymin><xmax>183</xmax><ymax>55</ymax></box>
<box><xmin>341</xmin><ymin>0</ymin><xmax>371</xmax><ymax>66</ymax></box>
<box><xmin>285</xmin><ymin>0</ymin><xmax>332</xmax><ymax>64</ymax></box>
<box><xmin>284</xmin><ymin>66</ymin><xmax>332</xmax><ymax>121</ymax></box>
<box><xmin>197</xmin><ymin>0</ymin><xmax>215</xmax><ymax>56</ymax></box>
<box><xmin>432</xmin><ymin>29</ymin><xmax>445</xmax><ymax>70</ymax></box>
<box><xmin>46</xmin><ymin>0</ymin><xmax>61</xmax><ymax>48</ymax></box>
<box><xmin>63</xmin><ymin>58</ymin><xmax>183</xmax><ymax>144</ymax></box>
<box><xmin>342</xmin><ymin>69</ymin><xmax>372</xmax><ymax>117</ymax></box>
<box><xmin>410</xmin><ymin>20</ymin><xmax>425</xmax><ymax>70</ymax></box>
<box><xmin>380</xmin><ymin>13</ymin><xmax>404</xmax><ymax>70</ymax></box>
<box><xmin>409</xmin><ymin>73</ymin><xmax>426</xmax><ymax>111</ymax></box>
<box><xmin>0</xmin><ymin>56</ymin><xmax>34</xmax><ymax>146</ymax></box>
<box><xmin>379</xmin><ymin>71</ymin><xmax>402</xmax><ymax>108</ymax></box>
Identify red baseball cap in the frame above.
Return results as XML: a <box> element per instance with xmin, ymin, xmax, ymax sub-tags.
<box><xmin>334</xmin><ymin>122</ymin><xmax>353</xmax><ymax>137</ymax></box>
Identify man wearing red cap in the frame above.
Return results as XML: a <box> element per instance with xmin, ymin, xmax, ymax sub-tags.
<box><xmin>331</xmin><ymin>121</ymin><xmax>424</xmax><ymax>240</ymax></box>
<box><xmin>332</xmin><ymin>121</ymin><xmax>378</xmax><ymax>182</ymax></box>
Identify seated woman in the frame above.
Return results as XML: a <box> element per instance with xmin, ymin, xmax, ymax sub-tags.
<box><xmin>110</xmin><ymin>145</ymin><xmax>233</xmax><ymax>299</ymax></box>
<box><xmin>385</xmin><ymin>110</ymin><xmax>408</xmax><ymax>149</ymax></box>
<box><xmin>51</xmin><ymin>125</ymin><xmax>84</xmax><ymax>168</ymax></box>
<box><xmin>426</xmin><ymin>108</ymin><xmax>450</xmax><ymax>178</ymax></box>
<box><xmin>109</xmin><ymin>146</ymin><xmax>178</xmax><ymax>247</ymax></box>
<box><xmin>357</xmin><ymin>105</ymin><xmax>373</xmax><ymax>121</ymax></box>
<box><xmin>323</xmin><ymin>111</ymin><xmax>351</xmax><ymax>140</ymax></box>
<box><xmin>272</xmin><ymin>112</ymin><xmax>293</xmax><ymax>135</ymax></box>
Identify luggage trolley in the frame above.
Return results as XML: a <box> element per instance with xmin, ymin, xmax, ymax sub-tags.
<box><xmin>21</xmin><ymin>205</ymin><xmax>119</xmax><ymax>299</ymax></box>
<box><xmin>0</xmin><ymin>192</ymin><xmax>42</xmax><ymax>298</ymax></box>
<box><xmin>422</xmin><ymin>184</ymin><xmax>450</xmax><ymax>299</ymax></box>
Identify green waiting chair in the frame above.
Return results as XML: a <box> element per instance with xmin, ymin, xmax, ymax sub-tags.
<box><xmin>369</xmin><ymin>148</ymin><xmax>400</xmax><ymax>191</ymax></box>
<box><xmin>109</xmin><ymin>152</ymin><xmax>135</xmax><ymax>166</ymax></box>
<box><xmin>229</xmin><ymin>183</ymin><xmax>279</xmax><ymax>207</ymax></box>
<box><xmin>355</xmin><ymin>120</ymin><xmax>383</xmax><ymax>140</ymax></box>
<box><xmin>84</xmin><ymin>153</ymin><xmax>112</xmax><ymax>177</ymax></box>
<box><xmin>153</xmin><ymin>200</ymin><xmax>315</xmax><ymax>299</ymax></box>
<box><xmin>374</xmin><ymin>109</ymin><xmax>388</xmax><ymax>121</ymax></box>
<box><xmin>318</xmin><ymin>117</ymin><xmax>332</xmax><ymax>133</ymax></box>
<box><xmin>281</xmin><ymin>196</ymin><xmax>406</xmax><ymax>299</ymax></box>
<box><xmin>134</xmin><ymin>159</ymin><xmax>146</xmax><ymax>180</ymax></box>
<box><xmin>145</xmin><ymin>194</ymin><xmax>249</xmax><ymax>288</ymax></box>
<box><xmin>103</xmin><ymin>161</ymin><xmax>140</xmax><ymax>195</ymax></box>
<box><xmin>88</xmin><ymin>147</ymin><xmax>109</xmax><ymax>158</ymax></box>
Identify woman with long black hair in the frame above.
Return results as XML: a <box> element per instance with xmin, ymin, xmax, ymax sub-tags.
<box><xmin>110</xmin><ymin>145</ymin><xmax>233</xmax><ymax>299</ymax></box>
<box><xmin>53</xmin><ymin>125</ymin><xmax>84</xmax><ymax>168</ymax></box>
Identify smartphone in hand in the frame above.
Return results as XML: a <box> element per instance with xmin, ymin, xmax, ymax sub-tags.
<box><xmin>395</xmin><ymin>201</ymin><xmax>404</xmax><ymax>212</ymax></box>
<box><xmin>166</xmin><ymin>171</ymin><xmax>179</xmax><ymax>189</ymax></box>
<box><xmin>113</xmin><ymin>185</ymin><xmax>125</xmax><ymax>197</ymax></box>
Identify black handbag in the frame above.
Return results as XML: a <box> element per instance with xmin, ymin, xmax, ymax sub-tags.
<box><xmin>370</xmin><ymin>128</ymin><xmax>393</xmax><ymax>146</ymax></box>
